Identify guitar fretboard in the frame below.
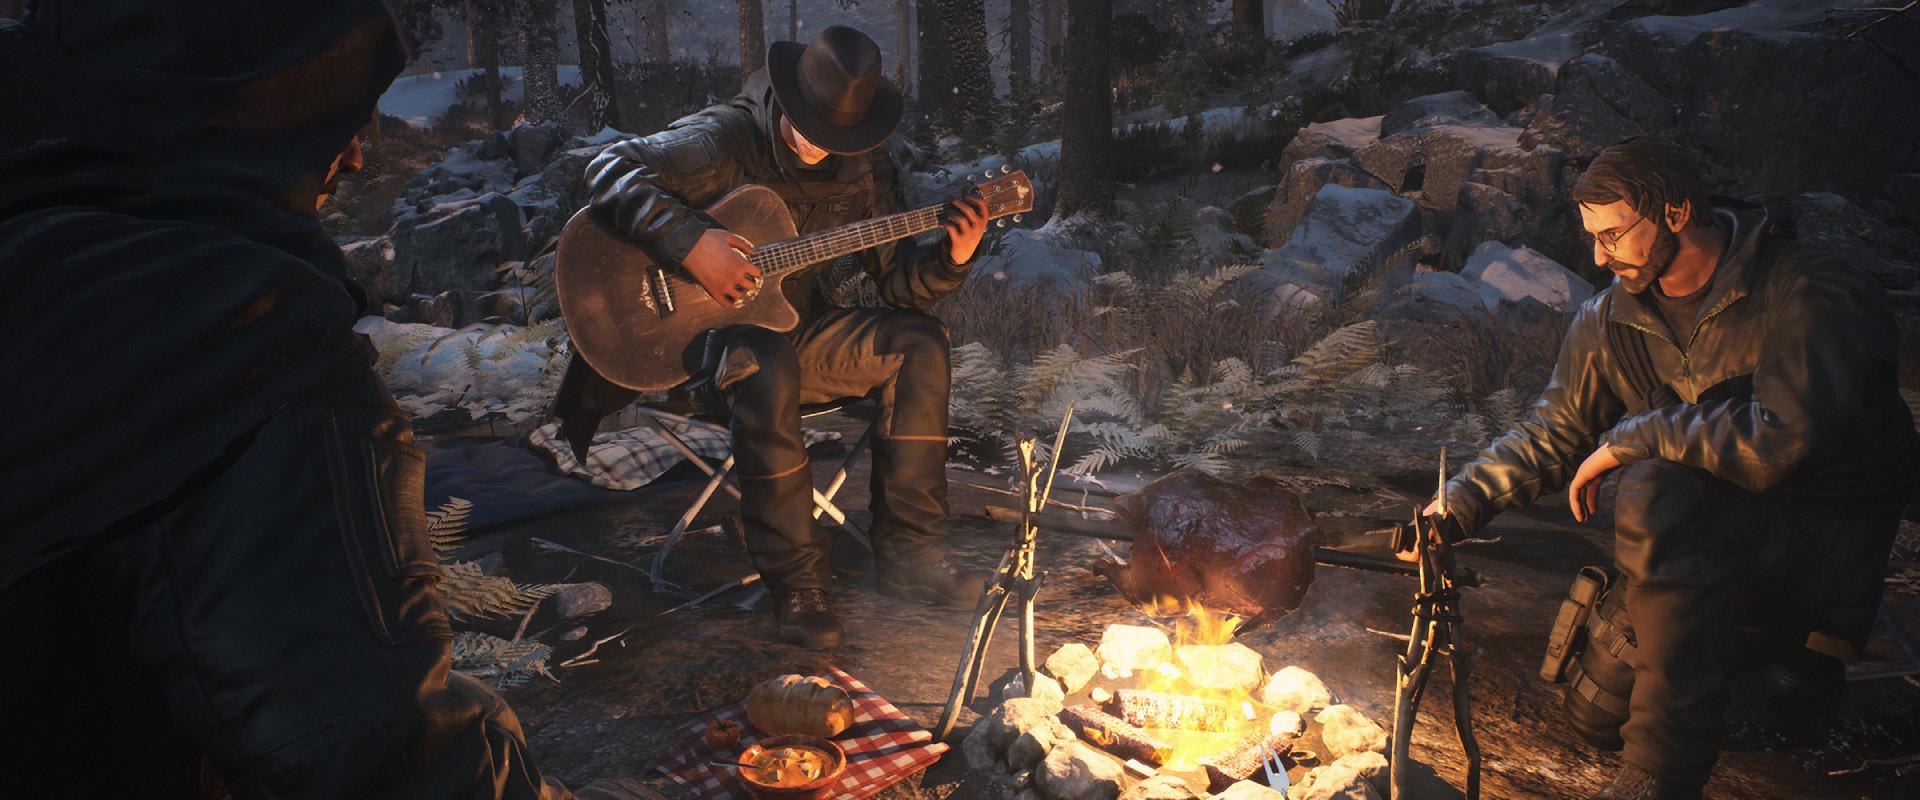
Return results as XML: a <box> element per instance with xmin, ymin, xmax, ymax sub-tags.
<box><xmin>748</xmin><ymin>205</ymin><xmax>948</xmax><ymax>276</ymax></box>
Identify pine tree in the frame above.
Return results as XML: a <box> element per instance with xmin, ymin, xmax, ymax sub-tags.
<box><xmin>519</xmin><ymin>0</ymin><xmax>565</xmax><ymax>124</ymax></box>
<box><xmin>572</xmin><ymin>0</ymin><xmax>624</xmax><ymax>129</ymax></box>
<box><xmin>1006</xmin><ymin>0</ymin><xmax>1033</xmax><ymax>142</ymax></box>
<box><xmin>639</xmin><ymin>0</ymin><xmax>673</xmax><ymax>62</ymax></box>
<box><xmin>895</xmin><ymin>0</ymin><xmax>913</xmax><ymax>90</ymax></box>
<box><xmin>738</xmin><ymin>0</ymin><xmax>767</xmax><ymax>79</ymax></box>
<box><xmin>1056</xmin><ymin>0</ymin><xmax>1112</xmax><ymax>216</ymax></box>
<box><xmin>1232</xmin><ymin>0</ymin><xmax>1264</xmax><ymax>43</ymax></box>
<box><xmin>471</xmin><ymin>0</ymin><xmax>511</xmax><ymax>130</ymax></box>
<box><xmin>939</xmin><ymin>0</ymin><xmax>995</xmax><ymax>146</ymax></box>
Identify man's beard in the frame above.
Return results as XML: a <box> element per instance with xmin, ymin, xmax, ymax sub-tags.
<box><xmin>1609</xmin><ymin>224</ymin><xmax>1678</xmax><ymax>294</ymax></box>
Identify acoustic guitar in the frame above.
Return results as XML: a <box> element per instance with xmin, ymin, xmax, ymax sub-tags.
<box><xmin>554</xmin><ymin>167</ymin><xmax>1034</xmax><ymax>391</ymax></box>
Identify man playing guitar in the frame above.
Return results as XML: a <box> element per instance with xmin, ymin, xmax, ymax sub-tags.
<box><xmin>553</xmin><ymin>26</ymin><xmax>992</xmax><ymax>648</ymax></box>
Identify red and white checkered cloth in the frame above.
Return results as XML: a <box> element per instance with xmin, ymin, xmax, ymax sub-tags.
<box><xmin>654</xmin><ymin>667</ymin><xmax>948</xmax><ymax>800</ymax></box>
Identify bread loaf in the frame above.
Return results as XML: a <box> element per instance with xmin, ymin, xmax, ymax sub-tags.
<box><xmin>745</xmin><ymin>674</ymin><xmax>856</xmax><ymax>737</ymax></box>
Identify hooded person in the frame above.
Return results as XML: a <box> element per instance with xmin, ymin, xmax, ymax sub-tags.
<box><xmin>0</xmin><ymin>3</ymin><xmax>638</xmax><ymax>797</ymax></box>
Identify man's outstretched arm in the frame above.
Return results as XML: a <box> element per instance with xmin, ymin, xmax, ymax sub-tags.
<box><xmin>1444</xmin><ymin>303</ymin><xmax>1629</xmax><ymax>536</ymax></box>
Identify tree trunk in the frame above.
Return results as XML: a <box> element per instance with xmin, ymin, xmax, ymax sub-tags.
<box><xmin>788</xmin><ymin>0</ymin><xmax>797</xmax><ymax>42</ymax></box>
<box><xmin>1056</xmin><ymin>0</ymin><xmax>1112</xmax><ymax>216</ymax></box>
<box><xmin>914</xmin><ymin>0</ymin><xmax>951</xmax><ymax>124</ymax></box>
<box><xmin>738</xmin><ymin>0</ymin><xmax>766</xmax><ymax>79</ymax></box>
<box><xmin>473</xmin><ymin>0</ymin><xmax>510</xmax><ymax>130</ymax></box>
<box><xmin>465</xmin><ymin>0</ymin><xmax>479</xmax><ymax>66</ymax></box>
<box><xmin>572</xmin><ymin>0</ymin><xmax>624</xmax><ymax>129</ymax></box>
<box><xmin>1231</xmin><ymin>0</ymin><xmax>1263</xmax><ymax>42</ymax></box>
<box><xmin>639</xmin><ymin>0</ymin><xmax>672</xmax><ymax>62</ymax></box>
<box><xmin>1041</xmin><ymin>0</ymin><xmax>1062</xmax><ymax>73</ymax></box>
<box><xmin>521</xmin><ymin>0</ymin><xmax>564</xmax><ymax>124</ymax></box>
<box><xmin>940</xmin><ymin>0</ymin><xmax>995</xmax><ymax>143</ymax></box>
<box><xmin>1007</xmin><ymin>0</ymin><xmax>1032</xmax><ymax>134</ymax></box>
<box><xmin>895</xmin><ymin>0</ymin><xmax>912</xmax><ymax>91</ymax></box>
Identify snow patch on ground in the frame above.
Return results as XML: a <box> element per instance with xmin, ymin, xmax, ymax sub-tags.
<box><xmin>380</xmin><ymin>66</ymin><xmax>584</xmax><ymax>127</ymax></box>
<box><xmin>355</xmin><ymin>316</ymin><xmax>559</xmax><ymax>420</ymax></box>
<box><xmin>1629</xmin><ymin>0</ymin><xmax>1875</xmax><ymax>44</ymax></box>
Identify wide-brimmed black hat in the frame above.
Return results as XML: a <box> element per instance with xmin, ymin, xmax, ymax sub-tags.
<box><xmin>767</xmin><ymin>26</ymin><xmax>903</xmax><ymax>156</ymax></box>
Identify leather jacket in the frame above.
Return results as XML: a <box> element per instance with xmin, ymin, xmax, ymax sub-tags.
<box><xmin>583</xmin><ymin>68</ymin><xmax>974</xmax><ymax>322</ymax></box>
<box><xmin>1445</xmin><ymin>207</ymin><xmax>1919</xmax><ymax>535</ymax></box>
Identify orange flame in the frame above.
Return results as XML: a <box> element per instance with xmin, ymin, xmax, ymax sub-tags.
<box><xmin>1130</xmin><ymin>598</ymin><xmax>1259</xmax><ymax>771</ymax></box>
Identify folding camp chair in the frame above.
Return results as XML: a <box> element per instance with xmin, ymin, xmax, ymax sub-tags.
<box><xmin>640</xmin><ymin>397</ymin><xmax>879</xmax><ymax>591</ymax></box>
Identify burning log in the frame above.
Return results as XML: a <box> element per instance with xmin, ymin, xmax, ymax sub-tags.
<box><xmin>1108</xmin><ymin>689</ymin><xmax>1239</xmax><ymax>732</ymax></box>
<box><xmin>1198</xmin><ymin>727</ymin><xmax>1299</xmax><ymax>792</ymax></box>
<box><xmin>1059</xmin><ymin>705</ymin><xmax>1173</xmax><ymax>766</ymax></box>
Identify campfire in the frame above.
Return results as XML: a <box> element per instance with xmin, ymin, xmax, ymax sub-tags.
<box><xmin>961</xmin><ymin>602</ymin><xmax>1391</xmax><ymax>800</ymax></box>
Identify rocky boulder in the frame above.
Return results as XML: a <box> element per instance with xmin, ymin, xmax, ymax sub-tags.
<box><xmin>1789</xmin><ymin>192</ymin><xmax>1920</xmax><ymax>291</ymax></box>
<box><xmin>1455</xmin><ymin>36</ymin><xmax>1577</xmax><ymax>117</ymax></box>
<box><xmin>1461</xmin><ymin>241</ymin><xmax>1594</xmax><ymax>312</ymax></box>
<box><xmin>1044</xmin><ymin>643</ymin><xmax>1101</xmax><ymax>695</ymax></box>
<box><xmin>1354</xmin><ymin>124</ymin><xmax>1567</xmax><ymax>219</ymax></box>
<box><xmin>1261</xmin><ymin>666</ymin><xmax>1333</xmax><ymax>715</ymax></box>
<box><xmin>1382</xmin><ymin>270</ymin><xmax>1491</xmax><ymax>323</ymax></box>
<box><xmin>1255</xmin><ymin>185</ymin><xmax>1420</xmax><ymax>305</ymax></box>
<box><xmin>1519</xmin><ymin>54</ymin><xmax>1675</xmax><ymax>159</ymax></box>
<box><xmin>1315</xmin><ymin>705</ymin><xmax>1389</xmax><ymax>761</ymax></box>
<box><xmin>390</xmin><ymin>192</ymin><xmax>526</xmax><ymax>296</ymax></box>
<box><xmin>1380</xmin><ymin>90</ymin><xmax>1499</xmax><ymax>138</ymax></box>
<box><xmin>972</xmin><ymin>225</ymin><xmax>1105</xmax><ymax>300</ymax></box>
<box><xmin>1173</xmin><ymin>644</ymin><xmax>1265</xmax><ymax>695</ymax></box>
<box><xmin>1278</xmin><ymin>116</ymin><xmax>1382</xmax><ymax>170</ymax></box>
<box><xmin>1267</xmin><ymin>158</ymin><xmax>1391</xmax><ymax>244</ymax></box>
<box><xmin>339</xmin><ymin>235</ymin><xmax>400</xmax><ymax>306</ymax></box>
<box><xmin>1595</xmin><ymin>0</ymin><xmax>1920</xmax><ymax>200</ymax></box>
<box><xmin>1036</xmin><ymin>741</ymin><xmax>1124</xmax><ymax>800</ymax></box>
<box><xmin>1094</xmin><ymin>625</ymin><xmax>1172</xmax><ymax>677</ymax></box>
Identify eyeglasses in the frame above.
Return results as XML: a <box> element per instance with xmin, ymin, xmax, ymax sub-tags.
<box><xmin>1591</xmin><ymin>215</ymin><xmax>1646</xmax><ymax>255</ymax></box>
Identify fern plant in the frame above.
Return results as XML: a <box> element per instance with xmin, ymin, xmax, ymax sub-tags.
<box><xmin>427</xmin><ymin>498</ymin><xmax>558</xmax><ymax>624</ymax></box>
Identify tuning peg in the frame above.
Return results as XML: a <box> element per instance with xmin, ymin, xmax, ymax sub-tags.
<box><xmin>996</xmin><ymin>219</ymin><xmax>1007</xmax><ymax>228</ymax></box>
<box><xmin>1000</xmin><ymin>165</ymin><xmax>1011</xmax><ymax>174</ymax></box>
<box><xmin>983</xmin><ymin>170</ymin><xmax>994</xmax><ymax>179</ymax></box>
<box><xmin>1013</xmin><ymin>214</ymin><xmax>1023</xmax><ymax>223</ymax></box>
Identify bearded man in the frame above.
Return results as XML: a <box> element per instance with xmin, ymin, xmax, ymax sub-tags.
<box><xmin>1416</xmin><ymin>138</ymin><xmax>1917</xmax><ymax>799</ymax></box>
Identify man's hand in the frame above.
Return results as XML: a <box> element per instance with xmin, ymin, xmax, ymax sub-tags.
<box><xmin>683</xmin><ymin>228</ymin><xmax>760</xmax><ymax>306</ymax></box>
<box><xmin>944</xmin><ymin>192</ymin><xmax>990</xmax><ymax>264</ymax></box>
<box><xmin>1567</xmin><ymin>444</ymin><xmax>1622</xmax><ymax>522</ymax></box>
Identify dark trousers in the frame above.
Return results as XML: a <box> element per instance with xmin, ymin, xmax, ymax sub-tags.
<box><xmin>1579</xmin><ymin>459</ymin><xmax>1898</xmax><ymax>788</ymax></box>
<box><xmin>554</xmin><ymin>306</ymin><xmax>954</xmax><ymax>595</ymax></box>
<box><xmin>0</xmin><ymin>358</ymin><xmax>572</xmax><ymax>799</ymax></box>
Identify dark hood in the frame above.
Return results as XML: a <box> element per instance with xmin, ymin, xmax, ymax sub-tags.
<box><xmin>0</xmin><ymin>3</ymin><xmax>408</xmax><ymax>592</ymax></box>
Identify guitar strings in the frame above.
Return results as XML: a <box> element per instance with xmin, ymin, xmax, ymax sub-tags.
<box><xmin>745</xmin><ymin>181</ymin><xmax>1019</xmax><ymax>274</ymax></box>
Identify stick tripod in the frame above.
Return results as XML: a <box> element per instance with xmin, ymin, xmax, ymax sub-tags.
<box><xmin>1389</xmin><ymin>449</ymin><xmax>1482</xmax><ymax>800</ymax></box>
<box><xmin>934</xmin><ymin>405</ymin><xmax>1075</xmax><ymax>741</ymax></box>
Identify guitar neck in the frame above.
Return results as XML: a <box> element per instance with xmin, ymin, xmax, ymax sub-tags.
<box><xmin>749</xmin><ymin>204</ymin><xmax>947</xmax><ymax>277</ymax></box>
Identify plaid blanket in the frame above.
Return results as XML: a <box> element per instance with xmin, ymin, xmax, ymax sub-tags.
<box><xmin>529</xmin><ymin>419</ymin><xmax>835</xmax><ymax>492</ymax></box>
<box><xmin>654</xmin><ymin>667</ymin><xmax>948</xmax><ymax>800</ymax></box>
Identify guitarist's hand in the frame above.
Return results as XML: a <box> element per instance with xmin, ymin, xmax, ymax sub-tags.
<box><xmin>683</xmin><ymin>228</ymin><xmax>760</xmax><ymax>306</ymax></box>
<box><xmin>944</xmin><ymin>191</ymin><xmax>990</xmax><ymax>264</ymax></box>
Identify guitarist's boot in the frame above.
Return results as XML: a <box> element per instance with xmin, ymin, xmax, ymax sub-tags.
<box><xmin>871</xmin><ymin>436</ymin><xmax>986</xmax><ymax>609</ymax></box>
<box><xmin>724</xmin><ymin>329</ymin><xmax>841</xmax><ymax>646</ymax></box>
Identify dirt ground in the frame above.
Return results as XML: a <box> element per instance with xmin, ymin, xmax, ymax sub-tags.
<box><xmin>437</xmin><ymin>415</ymin><xmax>1920</xmax><ymax>800</ymax></box>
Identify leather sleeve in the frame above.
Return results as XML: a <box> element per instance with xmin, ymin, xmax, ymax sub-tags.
<box><xmin>859</xmin><ymin>151</ymin><xmax>975</xmax><ymax>310</ymax></box>
<box><xmin>583</xmin><ymin>113</ymin><xmax>744</xmax><ymax>267</ymax></box>
<box><xmin>1602</xmin><ymin>255</ymin><xmax>1893</xmax><ymax>494</ymax></box>
<box><xmin>1444</xmin><ymin>302</ymin><xmax>1628</xmax><ymax>536</ymax></box>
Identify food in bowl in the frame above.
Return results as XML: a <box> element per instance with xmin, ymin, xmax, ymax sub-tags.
<box><xmin>744</xmin><ymin>744</ymin><xmax>833</xmax><ymax>786</ymax></box>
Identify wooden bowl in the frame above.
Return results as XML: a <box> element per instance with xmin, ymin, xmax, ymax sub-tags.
<box><xmin>734</xmin><ymin>735</ymin><xmax>847</xmax><ymax>800</ymax></box>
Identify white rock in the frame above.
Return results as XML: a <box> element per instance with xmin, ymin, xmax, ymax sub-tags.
<box><xmin>1009</xmin><ymin>727</ymin><xmax>1057</xmax><ymax>772</ymax></box>
<box><xmin>1461</xmin><ymin>240</ymin><xmax>1594</xmax><ymax>312</ymax></box>
<box><xmin>1262</xmin><ymin>667</ymin><xmax>1333</xmax><ymax>714</ymax></box>
<box><xmin>1288</xmin><ymin>752</ymin><xmax>1387</xmax><ymax>800</ymax></box>
<box><xmin>1315</xmin><ymin>705</ymin><xmax>1389</xmax><ymax>760</ymax></box>
<box><xmin>1044</xmin><ymin>643</ymin><xmax>1101</xmax><ymax>694</ymax></box>
<box><xmin>1117</xmin><ymin>773</ymin><xmax>1202</xmax><ymax>800</ymax></box>
<box><xmin>1218</xmin><ymin>780</ymin><xmax>1289</xmax><ymax>800</ymax></box>
<box><xmin>1031</xmin><ymin>673</ymin><xmax>1067</xmax><ymax>713</ymax></box>
<box><xmin>1173</xmin><ymin>643</ymin><xmax>1266</xmax><ymax>694</ymax></box>
<box><xmin>1036</xmin><ymin>741</ymin><xmax>1125</xmax><ymax>800</ymax></box>
<box><xmin>1270</xmin><ymin>710</ymin><xmax>1305</xmax><ymax>739</ymax></box>
<box><xmin>551</xmin><ymin>582</ymin><xmax>612</xmax><ymax>618</ymax></box>
<box><xmin>982</xmin><ymin>697</ymin><xmax>1059</xmax><ymax>752</ymax></box>
<box><xmin>1096</xmin><ymin>625</ymin><xmax>1173</xmax><ymax>677</ymax></box>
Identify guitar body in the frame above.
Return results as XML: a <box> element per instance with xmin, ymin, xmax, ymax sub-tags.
<box><xmin>554</xmin><ymin>185</ymin><xmax>803</xmax><ymax>391</ymax></box>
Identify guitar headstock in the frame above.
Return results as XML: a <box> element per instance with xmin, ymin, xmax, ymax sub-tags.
<box><xmin>967</xmin><ymin>166</ymin><xmax>1035</xmax><ymax>226</ymax></box>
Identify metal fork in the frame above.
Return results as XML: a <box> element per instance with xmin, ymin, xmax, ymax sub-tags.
<box><xmin>1261</xmin><ymin>742</ymin><xmax>1291</xmax><ymax>792</ymax></box>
